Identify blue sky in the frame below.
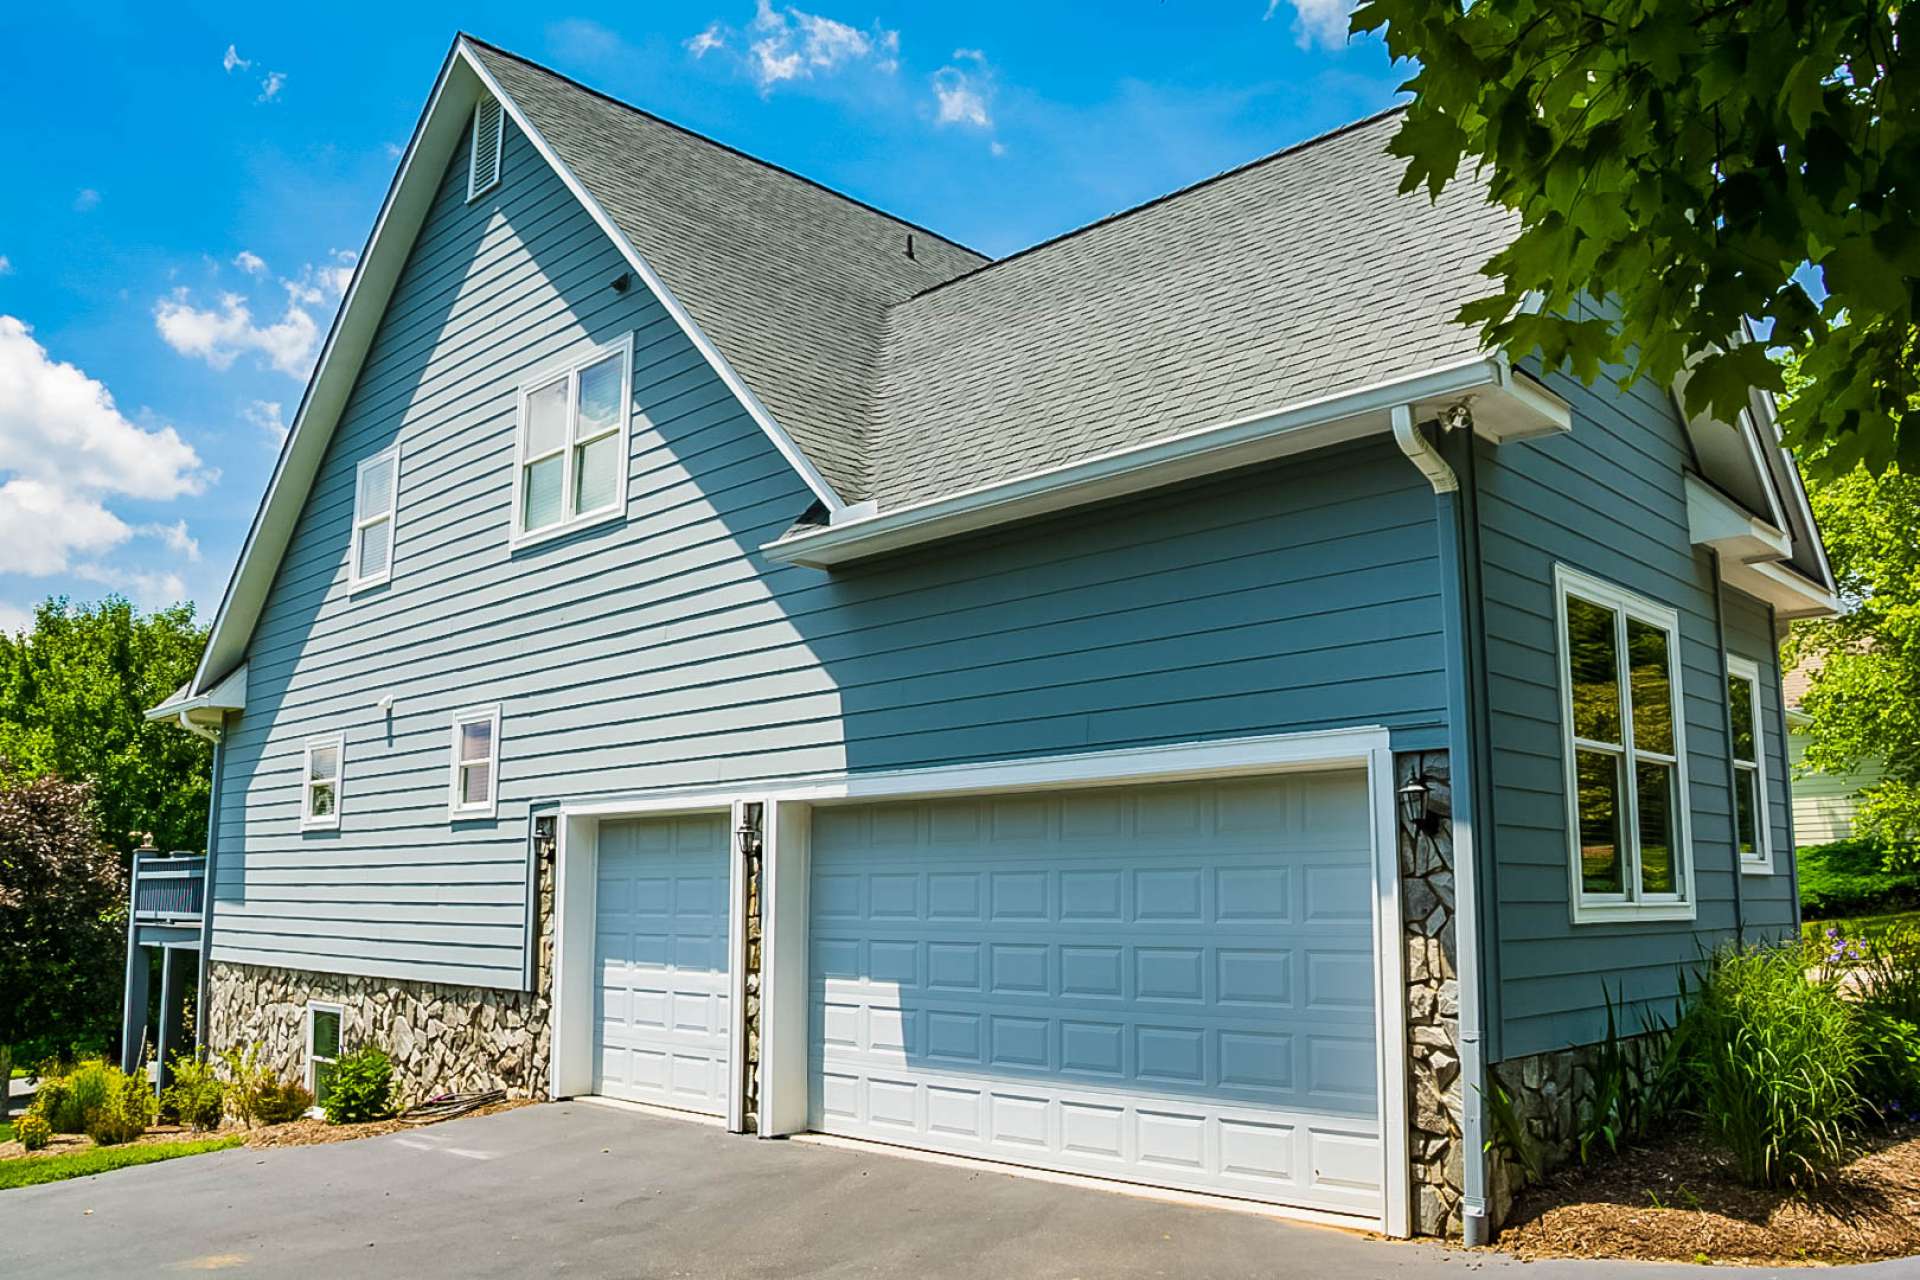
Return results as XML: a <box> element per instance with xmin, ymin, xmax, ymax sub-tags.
<box><xmin>0</xmin><ymin>1</ymin><xmax>1398</xmax><ymax>633</ymax></box>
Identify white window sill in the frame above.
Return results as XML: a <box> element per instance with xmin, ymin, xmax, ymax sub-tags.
<box><xmin>449</xmin><ymin>804</ymin><xmax>498</xmax><ymax>823</ymax></box>
<box><xmin>299</xmin><ymin>821</ymin><xmax>340</xmax><ymax>833</ymax></box>
<box><xmin>348</xmin><ymin>574</ymin><xmax>391</xmax><ymax>595</ymax></box>
<box><xmin>1739</xmin><ymin>858</ymin><xmax>1775</xmax><ymax>877</ymax></box>
<box><xmin>1570</xmin><ymin>900</ymin><xmax>1698</xmax><ymax>926</ymax></box>
<box><xmin>508</xmin><ymin>504</ymin><xmax>626</xmax><ymax>553</ymax></box>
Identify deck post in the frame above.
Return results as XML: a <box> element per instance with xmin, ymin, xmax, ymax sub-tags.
<box><xmin>154</xmin><ymin>946</ymin><xmax>188</xmax><ymax>1093</ymax></box>
<box><xmin>119</xmin><ymin>939</ymin><xmax>150</xmax><ymax>1074</ymax></box>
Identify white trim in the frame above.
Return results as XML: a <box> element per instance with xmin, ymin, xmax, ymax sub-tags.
<box><xmin>456</xmin><ymin>40</ymin><xmax>846</xmax><ymax>517</ymax></box>
<box><xmin>1391</xmin><ymin>403</ymin><xmax>1458</xmax><ymax>494</ymax></box>
<box><xmin>725</xmin><ymin>799</ymin><xmax>754</xmax><ymax>1134</ymax></box>
<box><xmin>1722</xmin><ymin>557</ymin><xmax>1842</xmax><ymax>620</ymax></box>
<box><xmin>448</xmin><ymin>703</ymin><xmax>502</xmax><ymax>821</ymax></box>
<box><xmin>1726</xmin><ymin>655</ymin><xmax>1775</xmax><ymax>876</ymax></box>
<box><xmin>348</xmin><ymin>444</ymin><xmax>401</xmax><ymax>592</ymax></box>
<box><xmin>509</xmin><ymin>333</ymin><xmax>633</xmax><ymax>550</ymax></box>
<box><xmin>305</xmin><ymin>1000</ymin><xmax>344</xmax><ymax>1100</ymax></box>
<box><xmin>466</xmin><ymin>94</ymin><xmax>504</xmax><ymax>202</ymax></box>
<box><xmin>1553</xmin><ymin>564</ymin><xmax>1698</xmax><ymax>925</ymax></box>
<box><xmin>763</xmin><ymin>357</ymin><xmax>1568</xmax><ymax>568</ymax></box>
<box><xmin>300</xmin><ymin>731</ymin><xmax>345</xmax><ymax>832</ymax></box>
<box><xmin>545</xmin><ymin>724</ymin><xmax>1411</xmax><ymax>1236</ymax></box>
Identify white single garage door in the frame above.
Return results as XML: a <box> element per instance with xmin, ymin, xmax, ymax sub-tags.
<box><xmin>594</xmin><ymin>814</ymin><xmax>731</xmax><ymax>1114</ymax></box>
<box><xmin>808</xmin><ymin>774</ymin><xmax>1383</xmax><ymax>1219</ymax></box>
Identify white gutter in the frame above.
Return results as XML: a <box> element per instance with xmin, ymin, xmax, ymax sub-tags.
<box><xmin>1391</xmin><ymin>404</ymin><xmax>1458</xmax><ymax>493</ymax></box>
<box><xmin>766</xmin><ymin>356</ymin><xmax>1566</xmax><ymax>568</ymax></box>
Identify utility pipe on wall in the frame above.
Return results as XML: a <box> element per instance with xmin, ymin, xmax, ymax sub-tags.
<box><xmin>1393</xmin><ymin>403</ymin><xmax>1492</xmax><ymax>1245</ymax></box>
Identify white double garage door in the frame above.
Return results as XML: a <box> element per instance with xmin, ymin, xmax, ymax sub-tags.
<box><xmin>592</xmin><ymin>772</ymin><xmax>1384</xmax><ymax>1220</ymax></box>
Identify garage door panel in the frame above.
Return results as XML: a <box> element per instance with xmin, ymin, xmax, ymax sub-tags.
<box><xmin>594</xmin><ymin>814</ymin><xmax>731</xmax><ymax>1114</ymax></box>
<box><xmin>808</xmin><ymin>774</ymin><xmax>1381</xmax><ymax>1217</ymax></box>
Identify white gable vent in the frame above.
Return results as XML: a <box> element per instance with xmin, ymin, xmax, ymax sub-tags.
<box><xmin>467</xmin><ymin>94</ymin><xmax>504</xmax><ymax>201</ymax></box>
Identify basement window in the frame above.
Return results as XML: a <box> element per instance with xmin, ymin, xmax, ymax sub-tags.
<box><xmin>449</xmin><ymin>704</ymin><xmax>501</xmax><ymax>821</ymax></box>
<box><xmin>1727</xmin><ymin>655</ymin><xmax>1774</xmax><ymax>874</ymax></box>
<box><xmin>307</xmin><ymin>1002</ymin><xmax>343</xmax><ymax>1108</ymax></box>
<box><xmin>467</xmin><ymin>94</ymin><xmax>504</xmax><ymax>201</ymax></box>
<box><xmin>510</xmin><ymin>335</ymin><xmax>633</xmax><ymax>548</ymax></box>
<box><xmin>301</xmin><ymin>733</ymin><xmax>344</xmax><ymax>831</ymax></box>
<box><xmin>1555</xmin><ymin>564</ymin><xmax>1696</xmax><ymax>924</ymax></box>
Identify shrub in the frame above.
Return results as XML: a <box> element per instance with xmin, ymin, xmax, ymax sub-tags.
<box><xmin>252</xmin><ymin>1080</ymin><xmax>314</xmax><ymax>1125</ymax></box>
<box><xmin>1677</xmin><ymin>943</ymin><xmax>1865</xmax><ymax>1187</ymax></box>
<box><xmin>1855</xmin><ymin>1008</ymin><xmax>1920</xmax><ymax>1120</ymax></box>
<box><xmin>161</xmin><ymin>1054</ymin><xmax>227</xmax><ymax>1131</ymax></box>
<box><xmin>82</xmin><ymin>1069</ymin><xmax>156</xmax><ymax>1146</ymax></box>
<box><xmin>220</xmin><ymin>1042</ymin><xmax>277</xmax><ymax>1127</ymax></box>
<box><xmin>13</xmin><ymin>1111</ymin><xmax>51</xmax><ymax>1150</ymax></box>
<box><xmin>35</xmin><ymin>1058</ymin><xmax>117</xmax><ymax>1134</ymax></box>
<box><xmin>1856</xmin><ymin>922</ymin><xmax>1920</xmax><ymax>1024</ymax></box>
<box><xmin>321</xmin><ymin>1046</ymin><xmax>393</xmax><ymax>1125</ymax></box>
<box><xmin>1798</xmin><ymin>838</ymin><xmax>1920</xmax><ymax>918</ymax></box>
<box><xmin>26</xmin><ymin>1076</ymin><xmax>70</xmax><ymax>1133</ymax></box>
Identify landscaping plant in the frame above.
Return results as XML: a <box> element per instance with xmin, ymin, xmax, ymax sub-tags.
<box><xmin>38</xmin><ymin>1058</ymin><xmax>117</xmax><ymax>1134</ymax></box>
<box><xmin>12</xmin><ymin>1110</ymin><xmax>51</xmax><ymax>1151</ymax></box>
<box><xmin>84</xmin><ymin>1068</ymin><xmax>156</xmax><ymax>1145</ymax></box>
<box><xmin>161</xmin><ymin>1053</ymin><xmax>227</xmax><ymax>1131</ymax></box>
<box><xmin>220</xmin><ymin>1042</ymin><xmax>278</xmax><ymax>1127</ymax></box>
<box><xmin>252</xmin><ymin>1080</ymin><xmax>314</xmax><ymax>1125</ymax></box>
<box><xmin>1677</xmin><ymin>943</ymin><xmax>1865</xmax><ymax>1188</ymax></box>
<box><xmin>321</xmin><ymin>1046</ymin><xmax>394</xmax><ymax>1125</ymax></box>
<box><xmin>1855</xmin><ymin>922</ymin><xmax>1920</xmax><ymax>1025</ymax></box>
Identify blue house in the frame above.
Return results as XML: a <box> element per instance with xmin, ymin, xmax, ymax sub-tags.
<box><xmin>137</xmin><ymin>35</ymin><xmax>1837</xmax><ymax>1240</ymax></box>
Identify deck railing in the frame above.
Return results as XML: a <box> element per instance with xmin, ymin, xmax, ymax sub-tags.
<box><xmin>131</xmin><ymin>852</ymin><xmax>206</xmax><ymax>925</ymax></box>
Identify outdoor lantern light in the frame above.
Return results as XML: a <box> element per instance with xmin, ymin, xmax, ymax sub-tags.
<box><xmin>1398</xmin><ymin>775</ymin><xmax>1432</xmax><ymax>834</ymax></box>
<box><xmin>735</xmin><ymin>801</ymin><xmax>764</xmax><ymax>859</ymax></box>
<box><xmin>533</xmin><ymin>815</ymin><xmax>557</xmax><ymax>864</ymax></box>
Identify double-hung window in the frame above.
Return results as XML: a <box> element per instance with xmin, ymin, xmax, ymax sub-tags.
<box><xmin>1726</xmin><ymin>655</ymin><xmax>1773</xmax><ymax>874</ymax></box>
<box><xmin>301</xmin><ymin>733</ymin><xmax>344</xmax><ymax>831</ymax></box>
<box><xmin>1555</xmin><ymin>565</ymin><xmax>1694</xmax><ymax>922</ymax></box>
<box><xmin>307</xmin><ymin>1002</ymin><xmax>342</xmax><ymax>1108</ymax></box>
<box><xmin>448</xmin><ymin>704</ymin><xmax>501</xmax><ymax>820</ymax></box>
<box><xmin>350</xmin><ymin>445</ymin><xmax>400</xmax><ymax>590</ymax></box>
<box><xmin>511</xmin><ymin>336</ymin><xmax>632</xmax><ymax>547</ymax></box>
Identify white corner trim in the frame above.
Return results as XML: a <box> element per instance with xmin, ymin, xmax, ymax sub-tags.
<box><xmin>1391</xmin><ymin>403</ymin><xmax>1458</xmax><ymax>494</ymax></box>
<box><xmin>455</xmin><ymin>40</ymin><xmax>845</xmax><ymax>517</ymax></box>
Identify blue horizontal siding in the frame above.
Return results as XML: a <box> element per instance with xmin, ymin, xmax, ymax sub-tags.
<box><xmin>215</xmin><ymin>115</ymin><xmax>1452</xmax><ymax>990</ymax></box>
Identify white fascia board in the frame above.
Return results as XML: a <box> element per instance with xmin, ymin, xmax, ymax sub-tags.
<box><xmin>1684</xmin><ymin>473</ymin><xmax>1793</xmax><ymax>563</ymax></box>
<box><xmin>456</xmin><ymin>40</ymin><xmax>845</xmax><ymax>518</ymax></box>
<box><xmin>188</xmin><ymin>42</ymin><xmax>474</xmax><ymax>699</ymax></box>
<box><xmin>1747</xmin><ymin>384</ymin><xmax>1839</xmax><ymax>595</ymax></box>
<box><xmin>146</xmin><ymin>664</ymin><xmax>248</xmax><ymax>722</ymax></box>
<box><xmin>1722</xmin><ymin>557</ymin><xmax>1841</xmax><ymax>620</ymax></box>
<box><xmin>765</xmin><ymin>356</ymin><xmax>1564</xmax><ymax>569</ymax></box>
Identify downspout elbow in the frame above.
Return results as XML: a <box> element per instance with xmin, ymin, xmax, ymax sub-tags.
<box><xmin>1393</xmin><ymin>404</ymin><xmax>1459</xmax><ymax>494</ymax></box>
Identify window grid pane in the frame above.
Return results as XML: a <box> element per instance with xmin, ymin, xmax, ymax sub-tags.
<box><xmin>1735</xmin><ymin>766</ymin><xmax>1760</xmax><ymax>856</ymax></box>
<box><xmin>575</xmin><ymin>356</ymin><xmax>623</xmax><ymax>438</ymax></box>
<box><xmin>1575</xmin><ymin>748</ymin><xmax>1624</xmax><ymax>895</ymax></box>
<box><xmin>460</xmin><ymin>761</ymin><xmax>492</xmax><ymax>806</ymax></box>
<box><xmin>308</xmin><ymin>781</ymin><xmax>336</xmax><ymax>818</ymax></box>
<box><xmin>1567</xmin><ymin>596</ymin><xmax>1622</xmax><ymax>745</ymax></box>
<box><xmin>1636</xmin><ymin>762</ymin><xmax>1677</xmax><ymax>894</ymax></box>
<box><xmin>312</xmin><ymin>1010</ymin><xmax>341</xmax><ymax>1060</ymax></box>
<box><xmin>1729</xmin><ymin>674</ymin><xmax>1756</xmax><ymax>763</ymax></box>
<box><xmin>308</xmin><ymin>744</ymin><xmax>339</xmax><ymax>781</ymax></box>
<box><xmin>356</xmin><ymin>517</ymin><xmax>391</xmax><ymax>580</ymax></box>
<box><xmin>573</xmin><ymin>433</ymin><xmax>620</xmax><ymax>514</ymax></box>
<box><xmin>357</xmin><ymin>456</ymin><xmax>395</xmax><ymax>517</ymax></box>
<box><xmin>1626</xmin><ymin>618</ymin><xmax>1674</xmax><ymax>757</ymax></box>
<box><xmin>522</xmin><ymin>455</ymin><xmax>565</xmax><ymax>531</ymax></box>
<box><xmin>523</xmin><ymin>379</ymin><xmax>569</xmax><ymax>458</ymax></box>
<box><xmin>459</xmin><ymin>719</ymin><xmax>492</xmax><ymax>763</ymax></box>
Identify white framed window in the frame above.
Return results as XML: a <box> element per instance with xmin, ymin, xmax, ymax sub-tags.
<box><xmin>306</xmin><ymin>1001</ymin><xmax>343</xmax><ymax>1108</ymax></box>
<box><xmin>1554</xmin><ymin>565</ymin><xmax>1695</xmax><ymax>923</ymax></box>
<box><xmin>349</xmin><ymin>444</ymin><xmax>401</xmax><ymax>591</ymax></box>
<box><xmin>510</xmin><ymin>335</ymin><xmax>633</xmax><ymax>549</ymax></box>
<box><xmin>448</xmin><ymin>704</ymin><xmax>502</xmax><ymax>820</ymax></box>
<box><xmin>467</xmin><ymin>94</ymin><xmax>504</xmax><ymax>201</ymax></box>
<box><xmin>1727</xmin><ymin>654</ymin><xmax>1774</xmax><ymax>874</ymax></box>
<box><xmin>301</xmin><ymin>732</ymin><xmax>344</xmax><ymax>831</ymax></box>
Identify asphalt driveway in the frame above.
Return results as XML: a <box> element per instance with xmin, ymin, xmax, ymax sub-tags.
<box><xmin>2</xmin><ymin>1102</ymin><xmax>1915</xmax><ymax>1279</ymax></box>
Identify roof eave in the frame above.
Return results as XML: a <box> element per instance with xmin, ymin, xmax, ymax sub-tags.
<box><xmin>764</xmin><ymin>355</ymin><xmax>1570</xmax><ymax>569</ymax></box>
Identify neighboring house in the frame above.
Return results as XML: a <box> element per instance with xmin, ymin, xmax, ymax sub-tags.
<box><xmin>1783</xmin><ymin>657</ymin><xmax>1885</xmax><ymax>845</ymax></box>
<box><xmin>129</xmin><ymin>36</ymin><xmax>1838</xmax><ymax>1242</ymax></box>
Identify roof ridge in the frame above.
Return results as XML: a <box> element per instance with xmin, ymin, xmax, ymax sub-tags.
<box><xmin>900</xmin><ymin>103</ymin><xmax>1411</xmax><ymax>304</ymax></box>
<box><xmin>457</xmin><ymin>33</ymin><xmax>992</xmax><ymax>264</ymax></box>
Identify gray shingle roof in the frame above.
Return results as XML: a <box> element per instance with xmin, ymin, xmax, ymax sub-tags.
<box><xmin>469</xmin><ymin>42</ymin><xmax>988</xmax><ymax>502</ymax></box>
<box><xmin>473</xmin><ymin>43</ymin><xmax>1511</xmax><ymax>513</ymax></box>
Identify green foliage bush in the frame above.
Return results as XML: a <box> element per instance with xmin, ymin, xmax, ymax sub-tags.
<box><xmin>84</xmin><ymin>1070</ymin><xmax>156</xmax><ymax>1145</ymax></box>
<box><xmin>1676</xmin><ymin>944</ymin><xmax>1865</xmax><ymax>1187</ymax></box>
<box><xmin>36</xmin><ymin>1058</ymin><xmax>117</xmax><ymax>1135</ymax></box>
<box><xmin>161</xmin><ymin>1054</ymin><xmax>227</xmax><ymax>1131</ymax></box>
<box><xmin>253</xmin><ymin>1080</ymin><xmax>314</xmax><ymax>1125</ymax></box>
<box><xmin>13</xmin><ymin>1110</ymin><xmax>51</xmax><ymax>1150</ymax></box>
<box><xmin>1855</xmin><ymin>1008</ymin><xmax>1920</xmax><ymax>1119</ymax></box>
<box><xmin>321</xmin><ymin>1046</ymin><xmax>393</xmax><ymax>1125</ymax></box>
<box><xmin>1856</xmin><ymin>922</ymin><xmax>1920</xmax><ymax>1025</ymax></box>
<box><xmin>220</xmin><ymin>1043</ymin><xmax>276</xmax><ymax>1127</ymax></box>
<box><xmin>1797</xmin><ymin>839</ymin><xmax>1920</xmax><ymax>918</ymax></box>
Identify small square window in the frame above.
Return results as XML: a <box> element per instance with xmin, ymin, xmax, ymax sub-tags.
<box><xmin>302</xmin><ymin>733</ymin><xmax>344</xmax><ymax>831</ymax></box>
<box><xmin>449</xmin><ymin>705</ymin><xmax>502</xmax><ymax>821</ymax></box>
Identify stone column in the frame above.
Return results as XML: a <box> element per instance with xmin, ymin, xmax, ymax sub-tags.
<box><xmin>1398</xmin><ymin>749</ymin><xmax>1463</xmax><ymax>1236</ymax></box>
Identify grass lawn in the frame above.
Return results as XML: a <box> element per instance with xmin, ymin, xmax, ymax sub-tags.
<box><xmin>0</xmin><ymin>1121</ymin><xmax>10</xmax><ymax>1144</ymax></box>
<box><xmin>0</xmin><ymin>1135</ymin><xmax>242</xmax><ymax>1190</ymax></box>
<box><xmin>1803</xmin><ymin>908</ymin><xmax>1920</xmax><ymax>946</ymax></box>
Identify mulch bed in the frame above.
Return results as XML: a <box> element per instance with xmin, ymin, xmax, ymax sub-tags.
<box><xmin>1496</xmin><ymin>1123</ymin><xmax>1920</xmax><ymax>1266</ymax></box>
<box><xmin>0</xmin><ymin>1098</ymin><xmax>533</xmax><ymax>1162</ymax></box>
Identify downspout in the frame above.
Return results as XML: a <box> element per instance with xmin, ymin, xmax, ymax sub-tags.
<box><xmin>1393</xmin><ymin>405</ymin><xmax>1491</xmax><ymax>1246</ymax></box>
<box><xmin>194</xmin><ymin>724</ymin><xmax>225</xmax><ymax>1055</ymax></box>
<box><xmin>1708</xmin><ymin>551</ymin><xmax>1747</xmax><ymax>946</ymax></box>
<box><xmin>1770</xmin><ymin>604</ymin><xmax>1804</xmax><ymax>933</ymax></box>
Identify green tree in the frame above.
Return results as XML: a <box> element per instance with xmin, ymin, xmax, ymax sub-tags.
<box><xmin>0</xmin><ymin>598</ymin><xmax>210</xmax><ymax>856</ymax></box>
<box><xmin>0</xmin><ymin>769</ymin><xmax>127</xmax><ymax>1118</ymax></box>
<box><xmin>1353</xmin><ymin>0</ymin><xmax>1916</xmax><ymax>478</ymax></box>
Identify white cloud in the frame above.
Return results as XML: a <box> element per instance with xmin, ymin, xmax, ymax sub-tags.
<box><xmin>259</xmin><ymin>71</ymin><xmax>285</xmax><ymax>101</ymax></box>
<box><xmin>692</xmin><ymin>1</ymin><xmax>899</xmax><ymax>93</ymax></box>
<box><xmin>233</xmin><ymin>249</ymin><xmax>267</xmax><ymax>275</ymax></box>
<box><xmin>0</xmin><ymin>481</ymin><xmax>131</xmax><ymax>577</ymax></box>
<box><xmin>0</xmin><ymin>601</ymin><xmax>33</xmax><ymax>636</ymax></box>
<box><xmin>72</xmin><ymin>562</ymin><xmax>190</xmax><ymax>611</ymax></box>
<box><xmin>0</xmin><ymin>256</ymin><xmax>11</xmax><ymax>276</ymax></box>
<box><xmin>1270</xmin><ymin>0</ymin><xmax>1355</xmax><ymax>49</ymax></box>
<box><xmin>245</xmin><ymin>399</ymin><xmax>288</xmax><ymax>444</ymax></box>
<box><xmin>73</xmin><ymin>189</ymin><xmax>100</xmax><ymax>213</ymax></box>
<box><xmin>931</xmin><ymin>49</ymin><xmax>999</xmax><ymax>146</ymax></box>
<box><xmin>155</xmin><ymin>290</ymin><xmax>320</xmax><ymax>378</ymax></box>
<box><xmin>138</xmin><ymin>520</ymin><xmax>201</xmax><ymax>563</ymax></box>
<box><xmin>222</xmin><ymin>44</ymin><xmax>250</xmax><ymax>72</ymax></box>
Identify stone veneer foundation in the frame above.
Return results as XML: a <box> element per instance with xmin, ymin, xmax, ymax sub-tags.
<box><xmin>204</xmin><ymin>850</ymin><xmax>556</xmax><ymax>1105</ymax></box>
